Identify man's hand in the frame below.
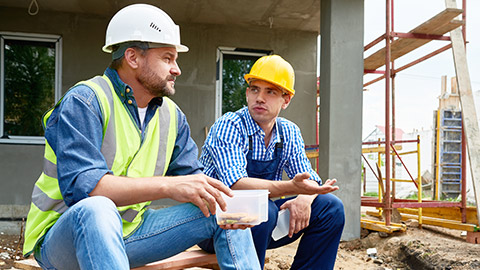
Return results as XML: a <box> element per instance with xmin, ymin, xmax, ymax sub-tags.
<box><xmin>280</xmin><ymin>195</ymin><xmax>315</xmax><ymax>237</ymax></box>
<box><xmin>292</xmin><ymin>172</ymin><xmax>339</xmax><ymax>195</ymax></box>
<box><xmin>166</xmin><ymin>174</ymin><xmax>233</xmax><ymax>217</ymax></box>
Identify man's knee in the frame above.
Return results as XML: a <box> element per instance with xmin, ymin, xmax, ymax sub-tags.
<box><xmin>72</xmin><ymin>196</ymin><xmax>122</xmax><ymax>227</ymax></box>
<box><xmin>75</xmin><ymin>196</ymin><xmax>117</xmax><ymax>211</ymax></box>
<box><xmin>330</xmin><ymin>195</ymin><xmax>345</xmax><ymax>226</ymax></box>
<box><xmin>328</xmin><ymin>194</ymin><xmax>345</xmax><ymax>214</ymax></box>
<box><xmin>313</xmin><ymin>194</ymin><xmax>345</xmax><ymax>226</ymax></box>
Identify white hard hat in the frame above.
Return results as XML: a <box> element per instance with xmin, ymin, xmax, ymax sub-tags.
<box><xmin>102</xmin><ymin>4</ymin><xmax>188</xmax><ymax>54</ymax></box>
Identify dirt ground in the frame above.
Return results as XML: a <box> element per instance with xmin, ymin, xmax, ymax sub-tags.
<box><xmin>1</xmin><ymin>221</ymin><xmax>480</xmax><ymax>270</ymax></box>
<box><xmin>0</xmin><ymin>233</ymin><xmax>22</xmax><ymax>270</ymax></box>
<box><xmin>264</xmin><ymin>221</ymin><xmax>480</xmax><ymax>270</ymax></box>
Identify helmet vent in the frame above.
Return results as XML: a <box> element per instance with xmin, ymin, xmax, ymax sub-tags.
<box><xmin>149</xmin><ymin>22</ymin><xmax>162</xmax><ymax>33</ymax></box>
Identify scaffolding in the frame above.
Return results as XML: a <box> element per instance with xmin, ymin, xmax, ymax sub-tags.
<box><xmin>361</xmin><ymin>0</ymin><xmax>479</xmax><ymax>237</ymax></box>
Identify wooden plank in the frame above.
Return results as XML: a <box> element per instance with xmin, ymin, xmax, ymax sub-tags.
<box><xmin>390</xmin><ymin>20</ymin><xmax>462</xmax><ymax>58</ymax></box>
<box><xmin>365</xmin><ymin>20</ymin><xmax>463</xmax><ymax>70</ymax></box>
<box><xmin>13</xmin><ymin>259</ymin><xmax>41</xmax><ymax>270</ymax></box>
<box><xmin>397</xmin><ymin>207</ymin><xmax>478</xmax><ymax>224</ymax></box>
<box><xmin>306</xmin><ymin>151</ymin><xmax>319</xmax><ymax>158</ymax></box>
<box><xmin>360</xmin><ymin>218</ymin><xmax>406</xmax><ymax>233</ymax></box>
<box><xmin>367</xmin><ymin>210</ymin><xmax>477</xmax><ymax>232</ymax></box>
<box><xmin>446</xmin><ymin>0</ymin><xmax>480</xmax><ymax>226</ymax></box>
<box><xmin>411</xmin><ymin>8</ymin><xmax>462</xmax><ymax>33</ymax></box>
<box><xmin>364</xmin><ymin>8</ymin><xmax>463</xmax><ymax>71</ymax></box>
<box><xmin>15</xmin><ymin>251</ymin><xmax>218</xmax><ymax>270</ymax></box>
<box><xmin>399</xmin><ymin>213</ymin><xmax>477</xmax><ymax>232</ymax></box>
<box><xmin>132</xmin><ymin>250</ymin><xmax>218</xmax><ymax>270</ymax></box>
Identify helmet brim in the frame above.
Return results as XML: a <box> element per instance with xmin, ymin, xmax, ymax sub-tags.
<box><xmin>244</xmin><ymin>74</ymin><xmax>295</xmax><ymax>96</ymax></box>
<box><xmin>102</xmin><ymin>42</ymin><xmax>189</xmax><ymax>54</ymax></box>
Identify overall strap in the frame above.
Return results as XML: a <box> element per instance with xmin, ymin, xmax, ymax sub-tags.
<box><xmin>235</xmin><ymin>111</ymin><xmax>253</xmax><ymax>151</ymax></box>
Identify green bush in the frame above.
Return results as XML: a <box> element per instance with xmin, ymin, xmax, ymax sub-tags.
<box><xmin>363</xmin><ymin>192</ymin><xmax>378</xmax><ymax>197</ymax></box>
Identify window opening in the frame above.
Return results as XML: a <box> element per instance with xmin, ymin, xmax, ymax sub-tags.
<box><xmin>215</xmin><ymin>47</ymin><xmax>270</xmax><ymax>118</ymax></box>
<box><xmin>1</xmin><ymin>32</ymin><xmax>62</xmax><ymax>144</ymax></box>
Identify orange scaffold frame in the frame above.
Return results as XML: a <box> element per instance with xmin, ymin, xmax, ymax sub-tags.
<box><xmin>361</xmin><ymin>0</ymin><xmax>474</xmax><ymax>232</ymax></box>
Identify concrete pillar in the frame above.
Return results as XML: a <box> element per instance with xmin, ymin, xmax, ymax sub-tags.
<box><xmin>319</xmin><ymin>0</ymin><xmax>364</xmax><ymax>240</ymax></box>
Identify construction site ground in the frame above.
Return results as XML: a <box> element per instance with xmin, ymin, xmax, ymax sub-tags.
<box><xmin>266</xmin><ymin>206</ymin><xmax>480</xmax><ymax>270</ymax></box>
<box><xmin>1</xmin><ymin>209</ymin><xmax>480</xmax><ymax>270</ymax></box>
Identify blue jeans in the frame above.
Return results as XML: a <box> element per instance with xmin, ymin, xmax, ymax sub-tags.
<box><xmin>199</xmin><ymin>193</ymin><xmax>345</xmax><ymax>270</ymax></box>
<box><xmin>34</xmin><ymin>196</ymin><xmax>260</xmax><ymax>270</ymax></box>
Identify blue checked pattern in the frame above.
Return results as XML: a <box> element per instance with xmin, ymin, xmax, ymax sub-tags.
<box><xmin>200</xmin><ymin>107</ymin><xmax>321</xmax><ymax>187</ymax></box>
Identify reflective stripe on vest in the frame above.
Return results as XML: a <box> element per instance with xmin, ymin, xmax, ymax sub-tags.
<box><xmin>89</xmin><ymin>76</ymin><xmax>117</xmax><ymax>169</ymax></box>
<box><xmin>23</xmin><ymin>75</ymin><xmax>178</xmax><ymax>256</ymax></box>
<box><xmin>32</xmin><ymin>185</ymin><xmax>67</xmax><ymax>213</ymax></box>
<box><xmin>42</xmin><ymin>157</ymin><xmax>57</xmax><ymax>179</ymax></box>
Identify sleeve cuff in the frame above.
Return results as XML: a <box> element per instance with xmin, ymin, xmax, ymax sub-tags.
<box><xmin>65</xmin><ymin>169</ymin><xmax>111</xmax><ymax>206</ymax></box>
<box><xmin>221</xmin><ymin>168</ymin><xmax>248</xmax><ymax>188</ymax></box>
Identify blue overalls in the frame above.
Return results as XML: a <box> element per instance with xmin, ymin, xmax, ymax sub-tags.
<box><xmin>200</xmin><ymin>116</ymin><xmax>345</xmax><ymax>270</ymax></box>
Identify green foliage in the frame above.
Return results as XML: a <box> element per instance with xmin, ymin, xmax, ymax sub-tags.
<box><xmin>4</xmin><ymin>43</ymin><xmax>54</xmax><ymax>135</ymax></box>
<box><xmin>441</xmin><ymin>196</ymin><xmax>461</xmax><ymax>202</ymax></box>
<box><xmin>438</xmin><ymin>195</ymin><xmax>475</xmax><ymax>205</ymax></box>
<box><xmin>406</xmin><ymin>192</ymin><xmax>418</xmax><ymax>200</ymax></box>
<box><xmin>440</xmin><ymin>196</ymin><xmax>474</xmax><ymax>205</ymax></box>
<box><xmin>363</xmin><ymin>192</ymin><xmax>378</xmax><ymax>197</ymax></box>
<box><xmin>3</xmin><ymin>40</ymin><xmax>55</xmax><ymax>137</ymax></box>
<box><xmin>361</xmin><ymin>163</ymin><xmax>364</xmax><ymax>182</ymax></box>
<box><xmin>405</xmin><ymin>191</ymin><xmax>432</xmax><ymax>200</ymax></box>
<box><xmin>222</xmin><ymin>59</ymin><xmax>255</xmax><ymax>114</ymax></box>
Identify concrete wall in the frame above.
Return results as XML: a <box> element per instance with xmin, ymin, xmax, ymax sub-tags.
<box><xmin>0</xmin><ymin>7</ymin><xmax>111</xmax><ymax>93</ymax></box>
<box><xmin>0</xmin><ymin>145</ymin><xmax>43</xmax><ymax>204</ymax></box>
<box><xmin>0</xmin><ymin>8</ymin><xmax>112</xmax><ymax>227</ymax></box>
<box><xmin>174</xmin><ymin>23</ymin><xmax>318</xmax><ymax>146</ymax></box>
<box><xmin>0</xmin><ymin>6</ymin><xmax>318</xmax><ymax>224</ymax></box>
<box><xmin>319</xmin><ymin>0</ymin><xmax>364</xmax><ymax>241</ymax></box>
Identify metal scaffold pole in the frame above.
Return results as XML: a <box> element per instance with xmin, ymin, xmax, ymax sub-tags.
<box><xmin>384</xmin><ymin>0</ymin><xmax>392</xmax><ymax>226</ymax></box>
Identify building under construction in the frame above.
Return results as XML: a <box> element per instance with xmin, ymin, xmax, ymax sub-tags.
<box><xmin>361</xmin><ymin>0</ymin><xmax>480</xmax><ymax>243</ymax></box>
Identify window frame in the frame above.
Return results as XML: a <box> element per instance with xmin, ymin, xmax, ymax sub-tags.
<box><xmin>215</xmin><ymin>47</ymin><xmax>268</xmax><ymax>119</ymax></box>
<box><xmin>0</xmin><ymin>32</ymin><xmax>62</xmax><ymax>144</ymax></box>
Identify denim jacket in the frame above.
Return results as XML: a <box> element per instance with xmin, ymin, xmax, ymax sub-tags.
<box><xmin>44</xmin><ymin>68</ymin><xmax>203</xmax><ymax>207</ymax></box>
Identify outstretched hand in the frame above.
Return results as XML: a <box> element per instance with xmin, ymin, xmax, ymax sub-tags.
<box><xmin>292</xmin><ymin>172</ymin><xmax>339</xmax><ymax>195</ymax></box>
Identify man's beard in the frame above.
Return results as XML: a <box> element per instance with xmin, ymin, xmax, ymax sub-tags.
<box><xmin>137</xmin><ymin>63</ymin><xmax>176</xmax><ymax>97</ymax></box>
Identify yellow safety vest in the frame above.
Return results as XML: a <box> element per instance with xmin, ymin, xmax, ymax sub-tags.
<box><xmin>23</xmin><ymin>75</ymin><xmax>178</xmax><ymax>256</ymax></box>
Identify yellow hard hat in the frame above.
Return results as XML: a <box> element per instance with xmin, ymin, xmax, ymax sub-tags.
<box><xmin>244</xmin><ymin>55</ymin><xmax>295</xmax><ymax>96</ymax></box>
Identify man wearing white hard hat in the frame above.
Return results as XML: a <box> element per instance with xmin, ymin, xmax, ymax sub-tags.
<box><xmin>22</xmin><ymin>4</ymin><xmax>260</xmax><ymax>270</ymax></box>
<box><xmin>199</xmin><ymin>55</ymin><xmax>345</xmax><ymax>269</ymax></box>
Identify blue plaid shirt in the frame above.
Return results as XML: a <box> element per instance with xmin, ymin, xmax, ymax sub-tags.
<box><xmin>200</xmin><ymin>107</ymin><xmax>321</xmax><ymax>188</ymax></box>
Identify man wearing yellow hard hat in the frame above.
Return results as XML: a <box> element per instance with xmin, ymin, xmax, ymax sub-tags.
<box><xmin>199</xmin><ymin>55</ymin><xmax>345</xmax><ymax>269</ymax></box>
